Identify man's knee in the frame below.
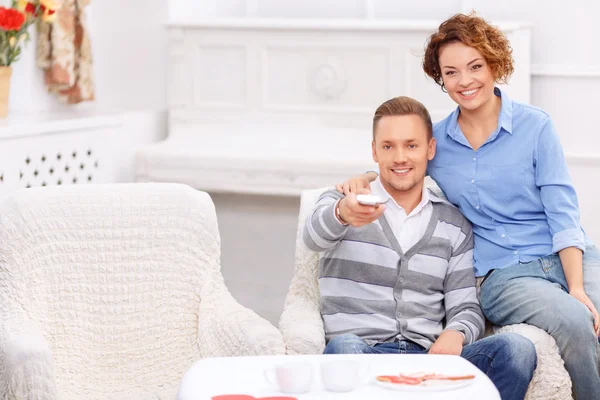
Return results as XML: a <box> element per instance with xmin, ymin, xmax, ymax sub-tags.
<box><xmin>324</xmin><ymin>334</ymin><xmax>368</xmax><ymax>354</ymax></box>
<box><xmin>492</xmin><ymin>333</ymin><xmax>537</xmax><ymax>376</ymax></box>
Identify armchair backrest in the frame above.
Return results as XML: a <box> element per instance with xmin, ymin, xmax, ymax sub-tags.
<box><xmin>279</xmin><ymin>188</ymin><xmax>328</xmax><ymax>354</ymax></box>
<box><xmin>288</xmin><ymin>187</ymin><xmax>328</xmax><ymax>301</ymax></box>
<box><xmin>296</xmin><ymin>187</ymin><xmax>327</xmax><ymax>269</ymax></box>
<box><xmin>0</xmin><ymin>183</ymin><xmax>221</xmax><ymax>391</ymax></box>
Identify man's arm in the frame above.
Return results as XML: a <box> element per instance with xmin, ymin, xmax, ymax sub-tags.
<box><xmin>302</xmin><ymin>189</ymin><xmax>349</xmax><ymax>252</ymax></box>
<box><xmin>442</xmin><ymin>218</ymin><xmax>485</xmax><ymax>345</ymax></box>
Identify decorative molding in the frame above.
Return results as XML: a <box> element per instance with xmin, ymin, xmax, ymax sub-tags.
<box><xmin>168</xmin><ymin>29</ymin><xmax>188</xmax><ymax>109</ymax></box>
<box><xmin>167</xmin><ymin>18</ymin><xmax>531</xmax><ymax>32</ymax></box>
<box><xmin>245</xmin><ymin>0</ymin><xmax>259</xmax><ymax>17</ymax></box>
<box><xmin>136</xmin><ymin>151</ymin><xmax>600</xmax><ymax>198</ymax></box>
<box><xmin>531</xmin><ymin>65</ymin><xmax>600</xmax><ymax>78</ymax></box>
<box><xmin>152</xmin><ymin>19</ymin><xmax>533</xmax><ymax>198</ymax></box>
<box><xmin>309</xmin><ymin>60</ymin><xmax>349</xmax><ymax>101</ymax></box>
<box><xmin>137</xmin><ymin>161</ymin><xmax>374</xmax><ymax>197</ymax></box>
<box><xmin>261</xmin><ymin>43</ymin><xmax>391</xmax><ymax>114</ymax></box>
<box><xmin>364</xmin><ymin>0</ymin><xmax>375</xmax><ymax>19</ymax></box>
<box><xmin>0</xmin><ymin>113</ymin><xmax>123</xmax><ymax>140</ymax></box>
<box><xmin>192</xmin><ymin>44</ymin><xmax>248</xmax><ymax>108</ymax></box>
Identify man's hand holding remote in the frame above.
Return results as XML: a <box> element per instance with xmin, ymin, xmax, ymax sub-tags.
<box><xmin>337</xmin><ymin>188</ymin><xmax>386</xmax><ymax>227</ymax></box>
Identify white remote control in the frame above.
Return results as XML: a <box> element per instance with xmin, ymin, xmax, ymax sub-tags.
<box><xmin>356</xmin><ymin>194</ymin><xmax>384</xmax><ymax>206</ymax></box>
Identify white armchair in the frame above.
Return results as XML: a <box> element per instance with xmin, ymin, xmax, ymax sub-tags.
<box><xmin>280</xmin><ymin>187</ymin><xmax>573</xmax><ymax>400</ymax></box>
<box><xmin>0</xmin><ymin>183</ymin><xmax>285</xmax><ymax>400</ymax></box>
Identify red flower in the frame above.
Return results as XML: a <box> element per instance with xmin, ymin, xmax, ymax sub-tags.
<box><xmin>25</xmin><ymin>3</ymin><xmax>36</xmax><ymax>14</ymax></box>
<box><xmin>0</xmin><ymin>7</ymin><xmax>25</xmax><ymax>31</ymax></box>
<box><xmin>37</xmin><ymin>5</ymin><xmax>56</xmax><ymax>17</ymax></box>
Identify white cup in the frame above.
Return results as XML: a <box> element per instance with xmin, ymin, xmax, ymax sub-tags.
<box><xmin>320</xmin><ymin>360</ymin><xmax>369</xmax><ymax>392</ymax></box>
<box><xmin>264</xmin><ymin>362</ymin><xmax>314</xmax><ymax>394</ymax></box>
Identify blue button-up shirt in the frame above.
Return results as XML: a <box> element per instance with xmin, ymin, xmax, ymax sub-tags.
<box><xmin>427</xmin><ymin>88</ymin><xmax>585</xmax><ymax>276</ymax></box>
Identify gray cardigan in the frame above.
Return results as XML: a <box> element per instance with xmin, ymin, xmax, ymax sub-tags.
<box><xmin>303</xmin><ymin>189</ymin><xmax>485</xmax><ymax>350</ymax></box>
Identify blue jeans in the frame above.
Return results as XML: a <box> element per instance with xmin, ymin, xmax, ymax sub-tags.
<box><xmin>479</xmin><ymin>245</ymin><xmax>600</xmax><ymax>400</ymax></box>
<box><xmin>324</xmin><ymin>332</ymin><xmax>536</xmax><ymax>400</ymax></box>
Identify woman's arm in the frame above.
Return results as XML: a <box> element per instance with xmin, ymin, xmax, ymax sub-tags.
<box><xmin>535</xmin><ymin>117</ymin><xmax>599</xmax><ymax>334</ymax></box>
<box><xmin>559</xmin><ymin>247</ymin><xmax>599</xmax><ymax>335</ymax></box>
<box><xmin>534</xmin><ymin>117</ymin><xmax>585</xmax><ymax>254</ymax></box>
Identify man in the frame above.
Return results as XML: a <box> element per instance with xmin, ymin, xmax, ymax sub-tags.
<box><xmin>303</xmin><ymin>96</ymin><xmax>536</xmax><ymax>400</ymax></box>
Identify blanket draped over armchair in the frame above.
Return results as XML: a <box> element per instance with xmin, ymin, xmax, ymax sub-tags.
<box><xmin>0</xmin><ymin>183</ymin><xmax>285</xmax><ymax>400</ymax></box>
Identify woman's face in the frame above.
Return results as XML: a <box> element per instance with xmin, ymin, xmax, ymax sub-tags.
<box><xmin>438</xmin><ymin>41</ymin><xmax>496</xmax><ymax>112</ymax></box>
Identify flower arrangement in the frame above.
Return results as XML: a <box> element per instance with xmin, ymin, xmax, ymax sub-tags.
<box><xmin>0</xmin><ymin>0</ymin><xmax>60</xmax><ymax>66</ymax></box>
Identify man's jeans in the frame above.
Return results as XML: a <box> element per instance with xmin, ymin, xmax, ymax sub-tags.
<box><xmin>324</xmin><ymin>333</ymin><xmax>536</xmax><ymax>400</ymax></box>
<box><xmin>479</xmin><ymin>245</ymin><xmax>600</xmax><ymax>400</ymax></box>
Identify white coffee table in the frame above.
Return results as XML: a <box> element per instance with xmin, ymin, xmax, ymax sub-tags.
<box><xmin>176</xmin><ymin>354</ymin><xmax>501</xmax><ymax>400</ymax></box>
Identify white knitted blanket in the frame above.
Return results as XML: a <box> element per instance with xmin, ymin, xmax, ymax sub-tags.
<box><xmin>0</xmin><ymin>183</ymin><xmax>285</xmax><ymax>400</ymax></box>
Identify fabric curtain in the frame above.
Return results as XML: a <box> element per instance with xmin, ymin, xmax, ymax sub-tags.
<box><xmin>36</xmin><ymin>0</ymin><xmax>93</xmax><ymax>104</ymax></box>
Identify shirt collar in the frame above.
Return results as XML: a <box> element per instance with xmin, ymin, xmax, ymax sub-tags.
<box><xmin>497</xmin><ymin>87</ymin><xmax>513</xmax><ymax>135</ymax></box>
<box><xmin>446</xmin><ymin>86</ymin><xmax>514</xmax><ymax>140</ymax></box>
<box><xmin>371</xmin><ymin>177</ymin><xmax>436</xmax><ymax>216</ymax></box>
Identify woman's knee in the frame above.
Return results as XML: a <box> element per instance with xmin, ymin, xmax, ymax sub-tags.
<box><xmin>324</xmin><ymin>334</ymin><xmax>368</xmax><ymax>354</ymax></box>
<box><xmin>554</xmin><ymin>305</ymin><xmax>596</xmax><ymax>344</ymax></box>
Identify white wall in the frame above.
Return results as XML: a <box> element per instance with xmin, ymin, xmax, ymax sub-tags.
<box><xmin>6</xmin><ymin>0</ymin><xmax>168</xmax><ymax>113</ymax></box>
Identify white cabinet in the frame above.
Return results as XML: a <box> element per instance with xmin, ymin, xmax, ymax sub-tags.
<box><xmin>137</xmin><ymin>18</ymin><xmax>531</xmax><ymax>195</ymax></box>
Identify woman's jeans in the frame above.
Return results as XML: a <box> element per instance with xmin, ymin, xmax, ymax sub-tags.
<box><xmin>479</xmin><ymin>245</ymin><xmax>600</xmax><ymax>399</ymax></box>
<box><xmin>324</xmin><ymin>332</ymin><xmax>536</xmax><ymax>400</ymax></box>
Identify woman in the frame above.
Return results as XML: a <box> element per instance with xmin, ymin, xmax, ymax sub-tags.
<box><xmin>338</xmin><ymin>13</ymin><xmax>600</xmax><ymax>399</ymax></box>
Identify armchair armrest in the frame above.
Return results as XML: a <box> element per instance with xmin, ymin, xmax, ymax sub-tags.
<box><xmin>197</xmin><ymin>275</ymin><xmax>285</xmax><ymax>358</ymax></box>
<box><xmin>279</xmin><ymin>249</ymin><xmax>325</xmax><ymax>355</ymax></box>
<box><xmin>493</xmin><ymin>323</ymin><xmax>572</xmax><ymax>400</ymax></box>
<box><xmin>0</xmin><ymin>306</ymin><xmax>57</xmax><ymax>400</ymax></box>
<box><xmin>279</xmin><ymin>301</ymin><xmax>325</xmax><ymax>355</ymax></box>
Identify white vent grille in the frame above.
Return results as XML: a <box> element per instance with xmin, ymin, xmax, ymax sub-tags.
<box><xmin>20</xmin><ymin>149</ymin><xmax>100</xmax><ymax>189</ymax></box>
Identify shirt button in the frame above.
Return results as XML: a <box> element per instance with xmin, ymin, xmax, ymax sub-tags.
<box><xmin>514</xmin><ymin>251</ymin><xmax>518</xmax><ymax>255</ymax></box>
<box><xmin>471</xmin><ymin>179</ymin><xmax>475</xmax><ymax>183</ymax></box>
<box><xmin>475</xmin><ymin>205</ymin><xmax>480</xmax><ymax>210</ymax></box>
<box><xmin>501</xmin><ymin>234</ymin><xmax>505</xmax><ymax>238</ymax></box>
<box><xmin>473</xmin><ymin>157</ymin><xmax>477</xmax><ymax>161</ymax></box>
<box><xmin>397</xmin><ymin>312</ymin><xmax>402</xmax><ymax>318</ymax></box>
<box><xmin>399</xmin><ymin>277</ymin><xmax>404</xmax><ymax>283</ymax></box>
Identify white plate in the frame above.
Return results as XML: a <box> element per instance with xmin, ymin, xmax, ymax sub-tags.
<box><xmin>374</xmin><ymin>376</ymin><xmax>475</xmax><ymax>392</ymax></box>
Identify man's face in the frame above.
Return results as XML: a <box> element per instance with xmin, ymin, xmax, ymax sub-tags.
<box><xmin>372</xmin><ymin>114</ymin><xmax>436</xmax><ymax>195</ymax></box>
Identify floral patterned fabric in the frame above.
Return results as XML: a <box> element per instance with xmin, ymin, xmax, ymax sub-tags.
<box><xmin>36</xmin><ymin>0</ymin><xmax>93</xmax><ymax>104</ymax></box>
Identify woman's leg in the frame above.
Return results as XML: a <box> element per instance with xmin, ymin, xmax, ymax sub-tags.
<box><xmin>461</xmin><ymin>333</ymin><xmax>537</xmax><ymax>400</ymax></box>
<box><xmin>479</xmin><ymin>257</ymin><xmax>600</xmax><ymax>399</ymax></box>
<box><xmin>583</xmin><ymin>244</ymin><xmax>600</xmax><ymax>339</ymax></box>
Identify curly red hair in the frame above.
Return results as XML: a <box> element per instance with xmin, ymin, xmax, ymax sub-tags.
<box><xmin>423</xmin><ymin>13</ymin><xmax>514</xmax><ymax>90</ymax></box>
